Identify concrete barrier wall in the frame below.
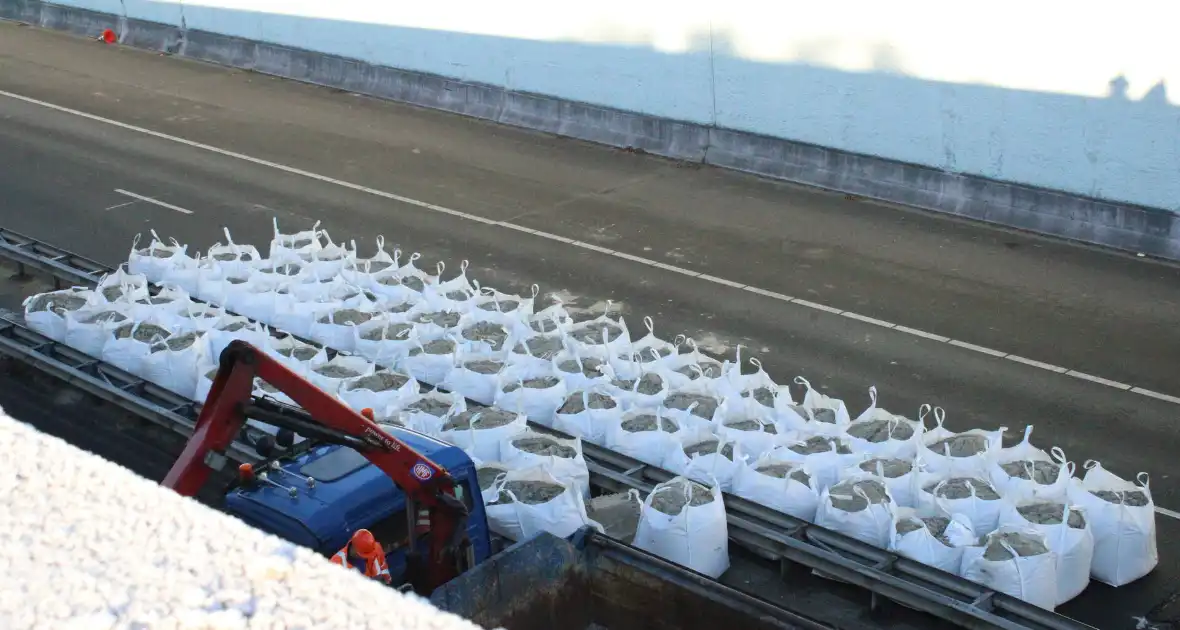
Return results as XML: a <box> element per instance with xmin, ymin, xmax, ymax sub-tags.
<box><xmin>5</xmin><ymin>0</ymin><xmax>1179</xmax><ymax>258</ymax></box>
<box><xmin>36</xmin><ymin>1</ymin><xmax>1178</xmax><ymax>213</ymax></box>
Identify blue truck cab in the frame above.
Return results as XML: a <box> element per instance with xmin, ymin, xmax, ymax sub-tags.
<box><xmin>223</xmin><ymin>425</ymin><xmax>492</xmax><ymax>584</ymax></box>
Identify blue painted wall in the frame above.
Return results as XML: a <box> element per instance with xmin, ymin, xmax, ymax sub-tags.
<box><xmin>56</xmin><ymin>1</ymin><xmax>1180</xmax><ymax>211</ymax></box>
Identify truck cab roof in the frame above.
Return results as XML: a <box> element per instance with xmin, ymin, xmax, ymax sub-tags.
<box><xmin>224</xmin><ymin>424</ymin><xmax>483</xmax><ymax>555</ymax></box>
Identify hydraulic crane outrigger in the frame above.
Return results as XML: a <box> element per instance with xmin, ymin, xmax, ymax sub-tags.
<box><xmin>160</xmin><ymin>339</ymin><xmax>474</xmax><ymax>593</ymax></box>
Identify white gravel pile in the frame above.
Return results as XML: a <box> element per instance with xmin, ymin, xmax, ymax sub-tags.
<box><xmin>0</xmin><ymin>412</ymin><xmax>486</xmax><ymax>630</ymax></box>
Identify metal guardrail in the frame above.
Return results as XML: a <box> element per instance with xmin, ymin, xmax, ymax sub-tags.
<box><xmin>0</xmin><ymin>228</ymin><xmax>1097</xmax><ymax>630</ymax></box>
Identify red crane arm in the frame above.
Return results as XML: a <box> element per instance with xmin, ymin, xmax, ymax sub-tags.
<box><xmin>161</xmin><ymin>340</ymin><xmax>470</xmax><ymax>592</ymax></box>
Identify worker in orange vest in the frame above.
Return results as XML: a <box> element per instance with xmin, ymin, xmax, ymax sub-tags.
<box><xmin>331</xmin><ymin>529</ymin><xmax>391</xmax><ymax>584</ymax></box>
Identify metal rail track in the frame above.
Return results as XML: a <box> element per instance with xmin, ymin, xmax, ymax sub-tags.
<box><xmin>0</xmin><ymin>228</ymin><xmax>1095</xmax><ymax>630</ymax></box>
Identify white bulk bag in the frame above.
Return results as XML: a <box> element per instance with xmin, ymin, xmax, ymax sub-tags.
<box><xmin>730</xmin><ymin>452</ymin><xmax>821</xmax><ymax>521</ymax></box>
<box><xmin>889</xmin><ymin>508</ymin><xmax>976</xmax><ymax>574</ymax></box>
<box><xmin>501</xmin><ymin>430</ymin><xmax>591</xmax><ymax>497</ymax></box>
<box><xmin>253</xmin><ymin>377</ymin><xmax>298</xmax><ymax>407</ymax></box>
<box><xmin>988</xmin><ymin>426</ymin><xmax>1073</xmax><ymax>501</ymax></box>
<box><xmin>403</xmin><ymin>335</ymin><xmax>460</xmax><ymax>387</ymax></box>
<box><xmin>527</xmin><ymin>300</ymin><xmax>572</xmax><ymax>334</ymax></box>
<box><xmin>917</xmin><ymin>407</ymin><xmax>1005</xmax><ymax>476</ymax></box>
<box><xmin>553</xmin><ymin>386</ymin><xmax>622</xmax><ymax>446</ymax></box>
<box><xmin>127</xmin><ymin>231</ymin><xmax>193</xmax><ymax>284</ymax></box>
<box><xmin>566</xmin><ymin>306</ymin><xmax>631</xmax><ymax>355</ymax></box>
<box><xmin>1067</xmin><ymin>462</ymin><xmax>1157</xmax><ymax>586</ymax></box>
<box><xmin>456</xmin><ymin>314</ymin><xmax>514</xmax><ymax>355</ymax></box>
<box><xmin>603</xmin><ymin>408</ymin><xmax>684</xmax><ymax>467</ymax></box>
<box><xmin>998</xmin><ymin>497</ymin><xmax>1094</xmax><ymax>604</ymax></box>
<box><xmin>103</xmin><ymin>318</ymin><xmax>174</xmax><ymax>377</ymax></box>
<box><xmin>663</xmin><ymin>428</ymin><xmax>742</xmax><ymax>491</ymax></box>
<box><xmin>551</xmin><ymin>348</ymin><xmax>610</xmax><ymax>392</ymax></box>
<box><xmin>661</xmin><ymin>337</ymin><xmax>725</xmax><ymax>389</ymax></box>
<box><xmin>196</xmin><ymin>267</ymin><xmax>251</xmax><ymax>307</ymax></box>
<box><xmin>662</xmin><ymin>381</ymin><xmax>727</xmax><ymax>432</ymax></box>
<box><xmin>474</xmin><ymin>459</ymin><xmax>512</xmax><ymax>505</ymax></box>
<box><xmin>23</xmin><ymin>288</ymin><xmax>96</xmax><ymax>342</ymax></box>
<box><xmin>337</xmin><ymin>369</ymin><xmax>418</xmax><ymax>413</ymax></box>
<box><xmin>194</xmin><ymin>362</ymin><xmax>218</xmax><ymax>402</ymax></box>
<box><xmin>141</xmin><ymin>330</ymin><xmax>208</xmax><ymax>396</ymax></box>
<box><xmin>308</xmin><ymin>303</ymin><xmax>382</xmax><ymax>353</ymax></box>
<box><xmin>205</xmin><ymin>316</ymin><xmax>268</xmax><ymax>361</ymax></box>
<box><xmin>918</xmin><ymin>474</ymin><xmax>1006</xmax><ymax>535</ymax></box>
<box><xmin>443</xmin><ymin>352</ymin><xmax>508</xmax><ymax>406</ymax></box>
<box><xmin>609</xmin><ymin>317</ymin><xmax>677</xmax><ymax>380</ymax></box>
<box><xmin>844</xmin><ymin>388</ymin><xmax>924</xmax><ymax>459</ymax></box>
<box><xmin>633</xmin><ymin>477</ymin><xmax>730</xmax><ymax>579</ymax></box>
<box><xmin>424</xmin><ymin>260</ymin><xmax>479</xmax><ymax>312</ymax></box>
<box><xmin>602</xmin><ymin>363</ymin><xmax>670</xmax><ymax>410</ymax></box>
<box><xmin>815</xmin><ymin>474</ymin><xmax>897</xmax><ymax>548</ymax></box>
<box><xmin>63</xmin><ymin>304</ymin><xmax>131</xmax><ymax>357</ymax></box>
<box><xmin>306</xmin><ymin>355</ymin><xmax>376</xmax><ymax>394</ymax></box>
<box><xmin>960</xmin><ymin>527</ymin><xmax>1058</xmax><ymax>610</ymax></box>
<box><xmin>341</xmin><ymin>236</ymin><xmax>396</xmax><ymax>287</ymax></box>
<box><xmin>269</xmin><ymin>296</ymin><xmax>331</xmax><ymax>341</ymax></box>
<box><xmin>470</xmin><ymin>283</ymin><xmax>538</xmax><ymax>322</ymax></box>
<box><xmin>724</xmin><ymin>358</ymin><xmax>790</xmax><ymax>425</ymax></box>
<box><xmin>493</xmin><ymin>363</ymin><xmax>567</xmax><ymax>425</ymax></box>
<box><xmin>485</xmin><ymin>466</ymin><xmax>598</xmax><ymax>542</ymax></box>
<box><xmin>224</xmin><ymin>274</ymin><xmax>287</xmax><ymax>324</ymax></box>
<box><xmin>411</xmin><ymin>307</ymin><xmax>466</xmax><ymax>341</ymax></box>
<box><xmin>509</xmin><ymin>331</ymin><xmax>569</xmax><ymax>371</ymax></box>
<box><xmin>265</xmin><ymin>335</ymin><xmax>329</xmax><ymax>371</ymax></box>
<box><xmin>841</xmin><ymin>456</ymin><xmax>927</xmax><ymax>509</ymax></box>
<box><xmin>715</xmin><ymin>415</ymin><xmax>781</xmax><ymax>459</ymax></box>
<box><xmin>400</xmin><ymin>389</ymin><xmax>465</xmax><ymax>436</ymax></box>
<box><xmin>205</xmin><ymin>227</ymin><xmax>261</xmax><ymax>280</ymax></box>
<box><xmin>773</xmin><ymin>435</ymin><xmax>858</xmax><ymax>492</ymax></box>
<box><xmin>171</xmin><ymin>302</ymin><xmax>226</xmax><ymax>333</ymax></box>
<box><xmin>793</xmin><ymin>376</ymin><xmax>851</xmax><ymax>436</ymax></box>
<box><xmin>268</xmin><ymin>218</ymin><xmax>323</xmax><ymax>260</ymax></box>
<box><xmin>162</xmin><ymin>256</ymin><xmax>211</xmax><ymax>300</ymax></box>
<box><xmin>370</xmin><ymin>252</ymin><xmax>432</xmax><ymax>303</ymax></box>
<box><xmin>95</xmin><ymin>268</ymin><xmax>149</xmax><ymax>304</ymax></box>
<box><xmin>353</xmin><ymin>318</ymin><xmax>419</xmax><ymax>369</ymax></box>
<box><xmin>438</xmin><ymin>408</ymin><xmax>527</xmax><ymax>462</ymax></box>
<box><xmin>299</xmin><ymin>231</ymin><xmax>353</xmax><ymax>277</ymax></box>
<box><xmin>127</xmin><ymin>285</ymin><xmax>192</xmax><ymax>322</ymax></box>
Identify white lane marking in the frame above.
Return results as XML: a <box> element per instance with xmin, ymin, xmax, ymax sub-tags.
<box><xmin>4</xmin><ymin>88</ymin><xmax>1178</xmax><ymax>407</ymax></box>
<box><xmin>1066</xmin><ymin>370</ymin><xmax>1132</xmax><ymax>391</ymax></box>
<box><xmin>113</xmin><ymin>189</ymin><xmax>193</xmax><ymax>215</ymax></box>
<box><xmin>947</xmin><ymin>339</ymin><xmax>1008</xmax><ymax>358</ymax></box>
<box><xmin>1156</xmin><ymin>505</ymin><xmax>1180</xmax><ymax>520</ymax></box>
<box><xmin>103</xmin><ymin>200</ymin><xmax>137</xmax><ymax>211</ymax></box>
<box><xmin>1131</xmin><ymin>388</ymin><xmax>1180</xmax><ymax>405</ymax></box>
<box><xmin>893</xmin><ymin>325</ymin><xmax>951</xmax><ymax>343</ymax></box>
<box><xmin>841</xmin><ymin>312</ymin><xmax>896</xmax><ymax>328</ymax></box>
<box><xmin>1005</xmin><ymin>354</ymin><xmax>1068</xmax><ymax>373</ymax></box>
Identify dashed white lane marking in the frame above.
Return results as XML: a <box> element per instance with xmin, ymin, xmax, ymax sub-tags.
<box><xmin>1155</xmin><ymin>505</ymin><xmax>1180</xmax><ymax>520</ymax></box>
<box><xmin>103</xmin><ymin>200</ymin><xmax>137</xmax><ymax>211</ymax></box>
<box><xmin>3</xmin><ymin>88</ymin><xmax>1177</xmax><ymax>408</ymax></box>
<box><xmin>113</xmin><ymin>189</ymin><xmax>193</xmax><ymax>215</ymax></box>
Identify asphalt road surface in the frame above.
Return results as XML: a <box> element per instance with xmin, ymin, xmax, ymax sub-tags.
<box><xmin>2</xmin><ymin>21</ymin><xmax>1180</xmax><ymax>629</ymax></box>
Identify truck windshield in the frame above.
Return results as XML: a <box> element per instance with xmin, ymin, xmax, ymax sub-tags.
<box><xmin>300</xmin><ymin>447</ymin><xmax>368</xmax><ymax>482</ymax></box>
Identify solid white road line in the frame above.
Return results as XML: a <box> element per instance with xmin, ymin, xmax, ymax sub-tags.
<box><xmin>113</xmin><ymin>189</ymin><xmax>193</xmax><ymax>215</ymax></box>
<box><xmin>2</xmin><ymin>88</ymin><xmax>1176</xmax><ymax>408</ymax></box>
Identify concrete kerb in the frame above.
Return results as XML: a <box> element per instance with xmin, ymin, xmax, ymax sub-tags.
<box><xmin>3</xmin><ymin>0</ymin><xmax>1178</xmax><ymax>261</ymax></box>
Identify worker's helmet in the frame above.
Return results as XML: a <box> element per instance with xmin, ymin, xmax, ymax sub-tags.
<box><xmin>351</xmin><ymin>529</ymin><xmax>379</xmax><ymax>558</ymax></box>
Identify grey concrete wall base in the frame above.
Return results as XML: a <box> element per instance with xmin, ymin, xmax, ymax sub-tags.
<box><xmin>3</xmin><ymin>0</ymin><xmax>1177</xmax><ymax>261</ymax></box>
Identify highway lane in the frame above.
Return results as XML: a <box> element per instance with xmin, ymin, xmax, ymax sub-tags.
<box><xmin>1</xmin><ymin>20</ymin><xmax>1179</xmax><ymax>629</ymax></box>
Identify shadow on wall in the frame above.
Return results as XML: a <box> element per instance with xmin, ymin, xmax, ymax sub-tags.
<box><xmin>60</xmin><ymin>0</ymin><xmax>1180</xmax><ymax>211</ymax></box>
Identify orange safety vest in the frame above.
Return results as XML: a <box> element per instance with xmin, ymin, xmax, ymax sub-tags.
<box><xmin>331</xmin><ymin>544</ymin><xmax>392</xmax><ymax>583</ymax></box>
